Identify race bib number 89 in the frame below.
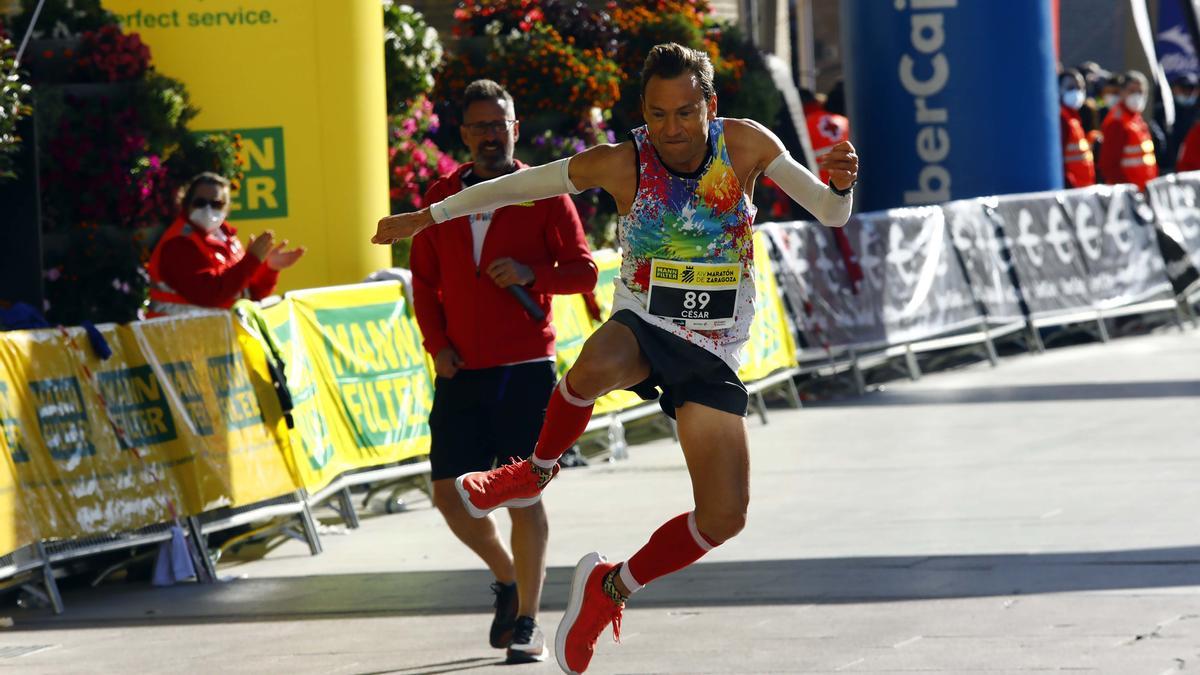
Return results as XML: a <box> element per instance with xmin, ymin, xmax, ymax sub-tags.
<box><xmin>646</xmin><ymin>259</ymin><xmax>741</xmax><ymax>330</ymax></box>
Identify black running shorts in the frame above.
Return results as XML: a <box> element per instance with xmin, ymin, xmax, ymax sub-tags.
<box><xmin>610</xmin><ymin>309</ymin><xmax>749</xmax><ymax>420</ymax></box>
<box><xmin>428</xmin><ymin>360</ymin><xmax>557</xmax><ymax>481</ymax></box>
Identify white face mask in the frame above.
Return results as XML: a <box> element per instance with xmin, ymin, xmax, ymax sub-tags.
<box><xmin>1125</xmin><ymin>93</ymin><xmax>1146</xmax><ymax>113</ymax></box>
<box><xmin>1061</xmin><ymin>89</ymin><xmax>1086</xmax><ymax>110</ymax></box>
<box><xmin>189</xmin><ymin>206</ymin><xmax>225</xmax><ymax>232</ymax></box>
<box><xmin>1103</xmin><ymin>93</ymin><xmax>1121</xmax><ymax>108</ymax></box>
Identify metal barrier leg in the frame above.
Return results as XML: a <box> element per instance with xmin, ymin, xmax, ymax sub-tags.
<box><xmin>904</xmin><ymin>344</ymin><xmax>922</xmax><ymax>381</ymax></box>
<box><xmin>754</xmin><ymin>391</ymin><xmax>769</xmax><ymax>425</ymax></box>
<box><xmin>849</xmin><ymin>350</ymin><xmax>866</xmax><ymax>395</ymax></box>
<box><xmin>785</xmin><ymin>374</ymin><xmax>803</xmax><ymax>409</ymax></box>
<box><xmin>35</xmin><ymin>542</ymin><xmax>63</xmax><ymax>615</ymax></box>
<box><xmin>607</xmin><ymin>415</ymin><xmax>629</xmax><ymax>461</ymax></box>
<box><xmin>187</xmin><ymin>516</ymin><xmax>218</xmax><ymax>583</ymax></box>
<box><xmin>335</xmin><ymin>487</ymin><xmax>361</xmax><ymax>529</ymax></box>
<box><xmin>1095</xmin><ymin>314</ymin><xmax>1111</xmax><ymax>343</ymax></box>
<box><xmin>1027</xmin><ymin>322</ymin><xmax>1046</xmax><ymax>353</ymax></box>
<box><xmin>297</xmin><ymin>497</ymin><xmax>324</xmax><ymax>556</ymax></box>
<box><xmin>1177</xmin><ymin>298</ymin><xmax>1197</xmax><ymax>330</ymax></box>
<box><xmin>979</xmin><ymin>326</ymin><xmax>998</xmax><ymax>365</ymax></box>
<box><xmin>668</xmin><ymin>417</ymin><xmax>679</xmax><ymax>442</ymax></box>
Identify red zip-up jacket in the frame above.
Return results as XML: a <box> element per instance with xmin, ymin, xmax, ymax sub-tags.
<box><xmin>410</xmin><ymin>161</ymin><xmax>597</xmax><ymax>370</ymax></box>
<box><xmin>146</xmin><ymin>214</ymin><xmax>279</xmax><ymax>316</ymax></box>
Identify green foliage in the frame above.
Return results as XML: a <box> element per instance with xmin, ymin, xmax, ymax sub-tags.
<box><xmin>0</xmin><ymin>37</ymin><xmax>32</xmax><ymax>181</ymax></box>
<box><xmin>383</xmin><ymin>0</ymin><xmax>443</xmax><ymax>114</ymax></box>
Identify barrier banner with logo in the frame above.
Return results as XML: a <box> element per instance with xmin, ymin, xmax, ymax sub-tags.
<box><xmin>132</xmin><ymin>313</ymin><xmax>299</xmax><ymax>512</ymax></box>
<box><xmin>763</xmin><ymin>221</ymin><xmax>886</xmax><ymax>351</ymax></box>
<box><xmin>1058</xmin><ymin>185</ymin><xmax>1173</xmax><ymax>309</ymax></box>
<box><xmin>279</xmin><ymin>283</ymin><xmax>433</xmax><ymax>493</ymax></box>
<box><xmin>0</xmin><ymin>381</ymin><xmax>37</xmax><ymax>557</ymax></box>
<box><xmin>851</xmin><ymin>207</ymin><xmax>984</xmax><ymax>345</ymax></box>
<box><xmin>737</xmin><ymin>231</ymin><xmax>799</xmax><ymax>381</ymax></box>
<box><xmin>258</xmin><ymin>301</ymin><xmax>342</xmax><ymax>493</ymax></box>
<box><xmin>0</xmin><ymin>326</ymin><xmax>191</xmax><ymax>539</ymax></box>
<box><xmin>942</xmin><ymin>198</ymin><xmax>1025</xmax><ymax>324</ymax></box>
<box><xmin>1145</xmin><ymin>172</ymin><xmax>1200</xmax><ymax>295</ymax></box>
<box><xmin>989</xmin><ymin>192</ymin><xmax>1094</xmax><ymax>319</ymax></box>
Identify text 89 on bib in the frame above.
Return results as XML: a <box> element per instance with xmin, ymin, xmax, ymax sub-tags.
<box><xmin>646</xmin><ymin>259</ymin><xmax>741</xmax><ymax>330</ymax></box>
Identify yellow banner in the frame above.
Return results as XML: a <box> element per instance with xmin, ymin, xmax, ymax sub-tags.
<box><xmin>590</xmin><ymin>249</ymin><xmax>623</xmax><ymax>322</ymax></box>
<box><xmin>0</xmin><ymin>380</ymin><xmax>37</xmax><ymax>558</ymax></box>
<box><xmin>551</xmin><ymin>250</ymin><xmax>646</xmax><ymax>417</ymax></box>
<box><xmin>552</xmin><ymin>294</ymin><xmax>593</xmax><ymax>380</ymax></box>
<box><xmin>0</xmin><ymin>314</ymin><xmax>298</xmax><ymax>543</ymax></box>
<box><xmin>0</xmin><ymin>326</ymin><xmax>190</xmax><ymax>539</ymax></box>
<box><xmin>269</xmin><ymin>282</ymin><xmax>433</xmax><ymax>493</ymax></box>
<box><xmin>131</xmin><ymin>313</ymin><xmax>300</xmax><ymax>512</ymax></box>
<box><xmin>738</xmin><ymin>231</ymin><xmax>799</xmax><ymax>382</ymax></box>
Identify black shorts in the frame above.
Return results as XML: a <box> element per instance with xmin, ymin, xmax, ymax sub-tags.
<box><xmin>610</xmin><ymin>309</ymin><xmax>748</xmax><ymax>420</ymax></box>
<box><xmin>428</xmin><ymin>360</ymin><xmax>557</xmax><ymax>481</ymax></box>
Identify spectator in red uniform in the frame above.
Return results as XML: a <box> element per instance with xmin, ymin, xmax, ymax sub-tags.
<box><xmin>146</xmin><ymin>173</ymin><xmax>304</xmax><ymax>316</ymax></box>
<box><xmin>1099</xmin><ymin>71</ymin><xmax>1159</xmax><ymax>190</ymax></box>
<box><xmin>1059</xmin><ymin>69</ymin><xmax>1096</xmax><ymax>188</ymax></box>
<box><xmin>409</xmin><ymin>79</ymin><xmax>596</xmax><ymax>664</ymax></box>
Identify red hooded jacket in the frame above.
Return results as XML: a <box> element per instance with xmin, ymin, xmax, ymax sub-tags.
<box><xmin>410</xmin><ymin>162</ymin><xmax>597</xmax><ymax>370</ymax></box>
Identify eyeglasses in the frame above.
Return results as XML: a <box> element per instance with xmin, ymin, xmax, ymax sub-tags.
<box><xmin>463</xmin><ymin>120</ymin><xmax>517</xmax><ymax>136</ymax></box>
<box><xmin>192</xmin><ymin>198</ymin><xmax>226</xmax><ymax>209</ymax></box>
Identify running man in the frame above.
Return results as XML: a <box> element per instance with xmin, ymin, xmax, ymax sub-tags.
<box><xmin>374</xmin><ymin>43</ymin><xmax>857</xmax><ymax>674</ymax></box>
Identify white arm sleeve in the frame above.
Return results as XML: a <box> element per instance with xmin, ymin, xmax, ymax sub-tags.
<box><xmin>429</xmin><ymin>157</ymin><xmax>582</xmax><ymax>223</ymax></box>
<box><xmin>763</xmin><ymin>151</ymin><xmax>852</xmax><ymax>227</ymax></box>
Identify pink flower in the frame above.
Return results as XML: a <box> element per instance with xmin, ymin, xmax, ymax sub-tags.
<box><xmin>402</xmin><ymin>118</ymin><xmax>418</xmax><ymax>136</ymax></box>
<box><xmin>412</xmin><ymin>149</ymin><xmax>427</xmax><ymax>165</ymax></box>
<box><xmin>437</xmin><ymin>154</ymin><xmax>458</xmax><ymax>174</ymax></box>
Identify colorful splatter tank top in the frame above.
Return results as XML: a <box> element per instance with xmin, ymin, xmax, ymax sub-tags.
<box><xmin>612</xmin><ymin>118</ymin><xmax>757</xmax><ymax>370</ymax></box>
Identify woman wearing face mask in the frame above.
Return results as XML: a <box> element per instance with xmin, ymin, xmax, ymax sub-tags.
<box><xmin>145</xmin><ymin>172</ymin><xmax>306</xmax><ymax>317</ymax></box>
<box><xmin>1099</xmin><ymin>70</ymin><xmax>1159</xmax><ymax>190</ymax></box>
<box><xmin>1059</xmin><ymin>69</ymin><xmax>1096</xmax><ymax>188</ymax></box>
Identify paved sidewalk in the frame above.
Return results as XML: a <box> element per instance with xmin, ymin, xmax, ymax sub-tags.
<box><xmin>2</xmin><ymin>330</ymin><xmax>1198</xmax><ymax>674</ymax></box>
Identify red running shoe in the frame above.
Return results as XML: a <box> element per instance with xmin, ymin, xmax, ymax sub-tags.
<box><xmin>556</xmin><ymin>552</ymin><xmax>624</xmax><ymax>674</ymax></box>
<box><xmin>455</xmin><ymin>458</ymin><xmax>558</xmax><ymax>518</ymax></box>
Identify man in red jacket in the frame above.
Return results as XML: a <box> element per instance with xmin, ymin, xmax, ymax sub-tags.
<box><xmin>146</xmin><ymin>172</ymin><xmax>304</xmax><ymax>317</ymax></box>
<box><xmin>1099</xmin><ymin>70</ymin><xmax>1159</xmax><ymax>190</ymax></box>
<box><xmin>409</xmin><ymin>80</ymin><xmax>597</xmax><ymax>664</ymax></box>
<box><xmin>1059</xmin><ymin>69</ymin><xmax>1096</xmax><ymax>188</ymax></box>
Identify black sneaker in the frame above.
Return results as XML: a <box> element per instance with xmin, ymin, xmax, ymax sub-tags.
<box><xmin>489</xmin><ymin>581</ymin><xmax>518</xmax><ymax>648</ymax></box>
<box><xmin>506</xmin><ymin>615</ymin><xmax>548</xmax><ymax>664</ymax></box>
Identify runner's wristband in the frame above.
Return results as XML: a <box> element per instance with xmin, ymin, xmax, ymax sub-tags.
<box><xmin>430</xmin><ymin>157</ymin><xmax>582</xmax><ymax>223</ymax></box>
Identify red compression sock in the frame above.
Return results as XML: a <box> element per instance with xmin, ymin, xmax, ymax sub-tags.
<box><xmin>530</xmin><ymin>374</ymin><xmax>594</xmax><ymax>469</ymax></box>
<box><xmin>621</xmin><ymin>512</ymin><xmax>721</xmax><ymax>593</ymax></box>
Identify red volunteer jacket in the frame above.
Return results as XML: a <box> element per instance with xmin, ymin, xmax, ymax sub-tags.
<box><xmin>1177</xmin><ymin>122</ymin><xmax>1200</xmax><ymax>172</ymax></box>
<box><xmin>411</xmin><ymin>162</ymin><xmax>597</xmax><ymax>370</ymax></box>
<box><xmin>1099</xmin><ymin>103</ymin><xmax>1158</xmax><ymax>190</ymax></box>
<box><xmin>146</xmin><ymin>214</ymin><xmax>279</xmax><ymax>316</ymax></box>
<box><xmin>1060</xmin><ymin>105</ymin><xmax>1096</xmax><ymax>188</ymax></box>
<box><xmin>804</xmin><ymin>100</ymin><xmax>850</xmax><ymax>184</ymax></box>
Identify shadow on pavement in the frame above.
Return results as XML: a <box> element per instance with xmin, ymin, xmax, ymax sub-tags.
<box><xmin>806</xmin><ymin>380</ymin><xmax>1200</xmax><ymax>406</ymax></box>
<box><xmin>8</xmin><ymin>545</ymin><xmax>1199</xmax><ymax>629</ymax></box>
